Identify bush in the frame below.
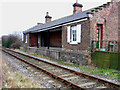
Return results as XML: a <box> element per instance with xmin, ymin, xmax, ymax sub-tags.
<box><xmin>2</xmin><ymin>33</ymin><xmax>23</xmax><ymax>49</ymax></box>
<box><xmin>11</xmin><ymin>42</ymin><xmax>21</xmax><ymax>49</ymax></box>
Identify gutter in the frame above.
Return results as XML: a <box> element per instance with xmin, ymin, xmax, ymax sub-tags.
<box><xmin>23</xmin><ymin>17</ymin><xmax>88</xmax><ymax>34</ymax></box>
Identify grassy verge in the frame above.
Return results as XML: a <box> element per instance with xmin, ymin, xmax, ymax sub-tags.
<box><xmin>79</xmin><ymin>67</ymin><xmax>120</xmax><ymax>79</ymax></box>
<box><xmin>16</xmin><ymin>49</ymin><xmax>120</xmax><ymax>80</ymax></box>
<box><xmin>2</xmin><ymin>71</ymin><xmax>43</xmax><ymax>88</ymax></box>
<box><xmin>2</xmin><ymin>55</ymin><xmax>44</xmax><ymax>88</ymax></box>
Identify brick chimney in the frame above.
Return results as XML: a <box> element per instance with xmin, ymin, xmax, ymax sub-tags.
<box><xmin>73</xmin><ymin>0</ymin><xmax>83</xmax><ymax>14</ymax></box>
<box><xmin>45</xmin><ymin>12</ymin><xmax>52</xmax><ymax>23</ymax></box>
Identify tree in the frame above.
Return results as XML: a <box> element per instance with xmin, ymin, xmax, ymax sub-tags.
<box><xmin>2</xmin><ymin>32</ymin><xmax>23</xmax><ymax>49</ymax></box>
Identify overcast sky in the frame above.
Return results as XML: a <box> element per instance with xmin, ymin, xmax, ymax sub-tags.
<box><xmin>0</xmin><ymin>0</ymin><xmax>111</xmax><ymax>37</ymax></box>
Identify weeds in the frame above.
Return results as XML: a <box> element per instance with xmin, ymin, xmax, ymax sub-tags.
<box><xmin>2</xmin><ymin>58</ymin><xmax>44</xmax><ymax>88</ymax></box>
<box><xmin>16</xmin><ymin>49</ymin><xmax>120</xmax><ymax>80</ymax></box>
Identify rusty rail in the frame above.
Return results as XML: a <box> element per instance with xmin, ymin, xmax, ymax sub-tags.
<box><xmin>2</xmin><ymin>48</ymin><xmax>84</xmax><ymax>89</ymax></box>
<box><xmin>2</xmin><ymin>48</ymin><xmax>120</xmax><ymax>89</ymax></box>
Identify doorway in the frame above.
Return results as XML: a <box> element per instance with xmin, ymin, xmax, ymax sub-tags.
<box><xmin>96</xmin><ymin>24</ymin><xmax>104</xmax><ymax>50</ymax></box>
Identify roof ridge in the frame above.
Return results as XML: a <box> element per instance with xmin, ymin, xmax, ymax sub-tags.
<box><xmin>24</xmin><ymin>1</ymin><xmax>112</xmax><ymax>34</ymax></box>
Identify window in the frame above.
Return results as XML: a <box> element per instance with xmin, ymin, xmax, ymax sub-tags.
<box><xmin>25</xmin><ymin>35</ymin><xmax>27</xmax><ymax>43</ymax></box>
<box><xmin>71</xmin><ymin>26</ymin><xmax>77</xmax><ymax>42</ymax></box>
<box><xmin>67</xmin><ymin>24</ymin><xmax>81</xmax><ymax>44</ymax></box>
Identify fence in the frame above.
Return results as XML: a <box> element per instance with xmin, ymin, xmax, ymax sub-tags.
<box><xmin>91</xmin><ymin>40</ymin><xmax>120</xmax><ymax>70</ymax></box>
<box><xmin>91</xmin><ymin>51</ymin><xmax>120</xmax><ymax>70</ymax></box>
<box><xmin>91</xmin><ymin>40</ymin><xmax>120</xmax><ymax>52</ymax></box>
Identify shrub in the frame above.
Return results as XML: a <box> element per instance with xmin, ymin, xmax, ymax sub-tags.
<box><xmin>2</xmin><ymin>33</ymin><xmax>23</xmax><ymax>49</ymax></box>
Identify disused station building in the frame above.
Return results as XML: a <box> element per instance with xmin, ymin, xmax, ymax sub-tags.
<box><xmin>23</xmin><ymin>0</ymin><xmax>120</xmax><ymax>65</ymax></box>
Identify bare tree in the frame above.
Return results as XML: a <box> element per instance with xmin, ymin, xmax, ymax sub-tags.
<box><xmin>2</xmin><ymin>31</ymin><xmax>23</xmax><ymax>49</ymax></box>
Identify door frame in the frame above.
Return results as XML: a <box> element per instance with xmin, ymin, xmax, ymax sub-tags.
<box><xmin>96</xmin><ymin>24</ymin><xmax>104</xmax><ymax>50</ymax></box>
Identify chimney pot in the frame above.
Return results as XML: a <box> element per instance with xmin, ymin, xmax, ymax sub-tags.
<box><xmin>45</xmin><ymin>12</ymin><xmax>52</xmax><ymax>23</ymax></box>
<box><xmin>73</xmin><ymin>2</ymin><xmax>83</xmax><ymax>14</ymax></box>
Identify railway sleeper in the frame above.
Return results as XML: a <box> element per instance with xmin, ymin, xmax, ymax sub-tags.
<box><xmin>2</xmin><ymin>48</ymin><xmax>120</xmax><ymax>89</ymax></box>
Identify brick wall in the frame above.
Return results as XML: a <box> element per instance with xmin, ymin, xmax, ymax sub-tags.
<box><xmin>23</xmin><ymin>47</ymin><xmax>88</xmax><ymax>65</ymax></box>
<box><xmin>62</xmin><ymin>20</ymin><xmax>90</xmax><ymax>52</ymax></box>
<box><xmin>118</xmin><ymin>2</ymin><xmax>120</xmax><ymax>52</ymax></box>
<box><xmin>29</xmin><ymin>33</ymin><xmax>37</xmax><ymax>47</ymax></box>
<box><xmin>50</xmin><ymin>30</ymin><xmax>62</xmax><ymax>47</ymax></box>
<box><xmin>73</xmin><ymin>6</ymin><xmax>82</xmax><ymax>14</ymax></box>
<box><xmin>28</xmin><ymin>29</ymin><xmax>62</xmax><ymax>47</ymax></box>
<box><xmin>90</xmin><ymin>2</ymin><xmax>119</xmax><ymax>41</ymax></box>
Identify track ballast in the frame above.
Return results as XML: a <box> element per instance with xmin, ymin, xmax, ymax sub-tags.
<box><xmin>2</xmin><ymin>48</ymin><xmax>120</xmax><ymax>89</ymax></box>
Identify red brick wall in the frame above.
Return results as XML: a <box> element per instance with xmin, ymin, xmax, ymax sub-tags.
<box><xmin>118</xmin><ymin>2</ymin><xmax>120</xmax><ymax>52</ymax></box>
<box><xmin>62</xmin><ymin>20</ymin><xmax>90</xmax><ymax>52</ymax></box>
<box><xmin>50</xmin><ymin>30</ymin><xmax>62</xmax><ymax>47</ymax></box>
<box><xmin>29</xmin><ymin>33</ymin><xmax>37</xmax><ymax>47</ymax></box>
<box><xmin>46</xmin><ymin>18</ymin><xmax>51</xmax><ymax>23</ymax></box>
<box><xmin>73</xmin><ymin>6</ymin><xmax>82</xmax><ymax>14</ymax></box>
<box><xmin>29</xmin><ymin>29</ymin><xmax>62</xmax><ymax>47</ymax></box>
<box><xmin>118</xmin><ymin>2</ymin><xmax>120</xmax><ymax>41</ymax></box>
<box><xmin>90</xmin><ymin>2</ymin><xmax>119</xmax><ymax>41</ymax></box>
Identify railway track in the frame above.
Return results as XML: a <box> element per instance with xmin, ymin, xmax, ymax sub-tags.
<box><xmin>2</xmin><ymin>48</ymin><xmax>120</xmax><ymax>89</ymax></box>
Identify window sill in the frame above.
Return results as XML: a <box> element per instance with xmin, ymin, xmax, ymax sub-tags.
<box><xmin>69</xmin><ymin>42</ymin><xmax>78</xmax><ymax>44</ymax></box>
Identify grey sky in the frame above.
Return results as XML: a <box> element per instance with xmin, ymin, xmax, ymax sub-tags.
<box><xmin>0</xmin><ymin>0</ymin><xmax>111</xmax><ymax>37</ymax></box>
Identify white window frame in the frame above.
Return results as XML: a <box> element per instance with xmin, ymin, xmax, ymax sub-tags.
<box><xmin>70</xmin><ymin>26</ymin><xmax>78</xmax><ymax>44</ymax></box>
<box><xmin>25</xmin><ymin>35</ymin><xmax>27</xmax><ymax>43</ymax></box>
<box><xmin>67</xmin><ymin>24</ymin><xmax>81</xmax><ymax>44</ymax></box>
<box><xmin>77</xmin><ymin>24</ymin><xmax>81</xmax><ymax>43</ymax></box>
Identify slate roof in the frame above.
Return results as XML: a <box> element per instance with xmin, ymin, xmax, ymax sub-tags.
<box><xmin>23</xmin><ymin>2</ymin><xmax>110</xmax><ymax>34</ymax></box>
<box><xmin>23</xmin><ymin>10</ymin><xmax>89</xmax><ymax>34</ymax></box>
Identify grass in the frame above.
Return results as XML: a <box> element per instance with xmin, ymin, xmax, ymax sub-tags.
<box><xmin>79</xmin><ymin>66</ymin><xmax>120</xmax><ymax>79</ymax></box>
<box><xmin>2</xmin><ymin>56</ymin><xmax>44</xmax><ymax>88</ymax></box>
<box><xmin>3</xmin><ymin>68</ymin><xmax>43</xmax><ymax>88</ymax></box>
<box><xmin>56</xmin><ymin>60</ymin><xmax>79</xmax><ymax>67</ymax></box>
<box><xmin>16</xmin><ymin>48</ymin><xmax>120</xmax><ymax>80</ymax></box>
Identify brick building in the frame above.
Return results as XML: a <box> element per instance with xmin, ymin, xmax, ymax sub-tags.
<box><xmin>23</xmin><ymin>0</ymin><xmax>119</xmax><ymax>65</ymax></box>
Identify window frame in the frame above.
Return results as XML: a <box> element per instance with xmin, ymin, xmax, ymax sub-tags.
<box><xmin>67</xmin><ymin>24</ymin><xmax>81</xmax><ymax>44</ymax></box>
<box><xmin>70</xmin><ymin>25</ymin><xmax>78</xmax><ymax>44</ymax></box>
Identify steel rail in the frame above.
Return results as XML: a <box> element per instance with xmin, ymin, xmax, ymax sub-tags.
<box><xmin>2</xmin><ymin>48</ymin><xmax>84</xmax><ymax>89</ymax></box>
<box><xmin>2</xmin><ymin>48</ymin><xmax>120</xmax><ymax>89</ymax></box>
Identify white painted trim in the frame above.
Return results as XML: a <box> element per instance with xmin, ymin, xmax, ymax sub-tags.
<box><xmin>77</xmin><ymin>24</ymin><xmax>81</xmax><ymax>43</ymax></box>
<box><xmin>25</xmin><ymin>35</ymin><xmax>27</xmax><ymax>43</ymax></box>
<box><xmin>63</xmin><ymin>18</ymin><xmax>88</xmax><ymax>26</ymax></box>
<box><xmin>69</xmin><ymin>42</ymin><xmax>78</xmax><ymax>44</ymax></box>
<box><xmin>67</xmin><ymin>26</ymin><xmax>70</xmax><ymax>43</ymax></box>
